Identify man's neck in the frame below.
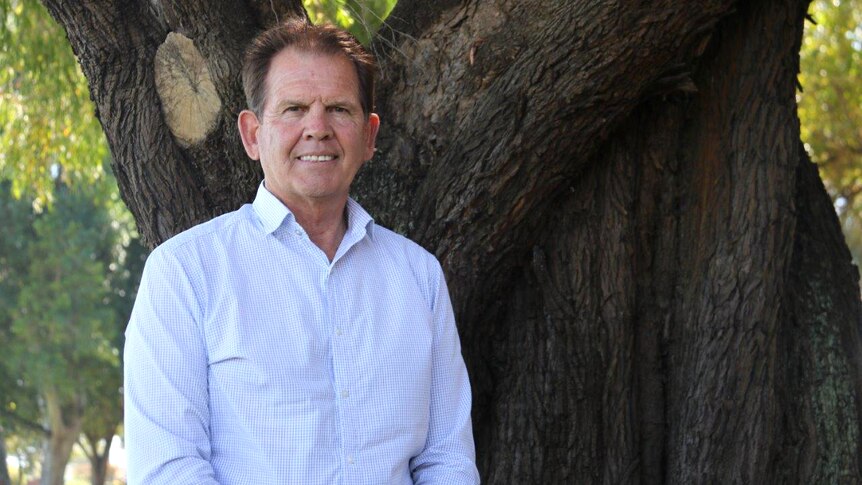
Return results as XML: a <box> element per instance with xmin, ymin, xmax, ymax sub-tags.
<box><xmin>287</xmin><ymin>196</ymin><xmax>348</xmax><ymax>262</ymax></box>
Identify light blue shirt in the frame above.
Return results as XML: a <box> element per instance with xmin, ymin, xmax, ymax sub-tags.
<box><xmin>123</xmin><ymin>183</ymin><xmax>479</xmax><ymax>484</ymax></box>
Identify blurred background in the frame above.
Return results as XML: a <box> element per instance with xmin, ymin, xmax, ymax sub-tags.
<box><xmin>0</xmin><ymin>0</ymin><xmax>857</xmax><ymax>483</ymax></box>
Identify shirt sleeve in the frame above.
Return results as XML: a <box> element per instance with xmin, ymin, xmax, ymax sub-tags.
<box><xmin>410</xmin><ymin>259</ymin><xmax>481</xmax><ymax>484</ymax></box>
<box><xmin>123</xmin><ymin>248</ymin><xmax>220</xmax><ymax>484</ymax></box>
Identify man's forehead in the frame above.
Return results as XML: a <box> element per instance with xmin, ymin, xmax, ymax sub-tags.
<box><xmin>270</xmin><ymin>47</ymin><xmax>355</xmax><ymax>75</ymax></box>
<box><xmin>264</xmin><ymin>49</ymin><xmax>361</xmax><ymax>101</ymax></box>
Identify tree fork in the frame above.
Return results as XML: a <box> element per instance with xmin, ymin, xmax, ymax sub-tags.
<box><xmin>38</xmin><ymin>0</ymin><xmax>862</xmax><ymax>483</ymax></box>
<box><xmin>39</xmin><ymin>0</ymin><xmax>307</xmax><ymax>247</ymax></box>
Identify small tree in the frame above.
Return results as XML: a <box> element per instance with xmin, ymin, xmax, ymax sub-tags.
<box><xmin>0</xmin><ymin>180</ymin><xmax>43</xmax><ymax>484</ymax></box>
<box><xmin>78</xmin><ymin>236</ymin><xmax>146</xmax><ymax>485</ymax></box>
<box><xmin>0</xmin><ymin>178</ymin><xmax>143</xmax><ymax>485</ymax></box>
<box><xmin>9</xmin><ymin>183</ymin><xmax>114</xmax><ymax>485</ymax></box>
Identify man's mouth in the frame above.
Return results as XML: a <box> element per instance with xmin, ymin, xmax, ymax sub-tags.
<box><xmin>298</xmin><ymin>155</ymin><xmax>337</xmax><ymax>162</ymax></box>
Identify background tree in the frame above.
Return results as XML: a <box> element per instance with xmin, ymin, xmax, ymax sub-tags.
<box><xmin>0</xmin><ymin>0</ymin><xmax>108</xmax><ymax>209</ymax></box>
<box><xmin>2</xmin><ymin>429</ymin><xmax>43</xmax><ymax>485</ymax></box>
<box><xmin>8</xmin><ymin>180</ymin><xmax>116</xmax><ymax>485</ymax></box>
<box><xmin>799</xmin><ymin>0</ymin><xmax>862</xmax><ymax>267</ymax></box>
<box><xmin>78</xmin><ymin>234</ymin><xmax>145</xmax><ymax>485</ymax></box>
<box><xmin>0</xmin><ymin>180</ymin><xmax>44</xmax><ymax>484</ymax></box>
<box><xmin>77</xmin><ymin>367</ymin><xmax>120</xmax><ymax>485</ymax></box>
<box><xmin>30</xmin><ymin>0</ymin><xmax>862</xmax><ymax>483</ymax></box>
<box><xmin>0</xmin><ymin>178</ymin><xmax>143</xmax><ymax>485</ymax></box>
<box><xmin>1</xmin><ymin>1</ymin><xmax>146</xmax><ymax>483</ymax></box>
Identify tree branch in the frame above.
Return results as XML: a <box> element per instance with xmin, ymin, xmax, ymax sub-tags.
<box><xmin>0</xmin><ymin>410</ymin><xmax>49</xmax><ymax>437</ymax></box>
<box><xmin>359</xmin><ymin>0</ymin><xmax>739</xmax><ymax>289</ymax></box>
<box><xmin>76</xmin><ymin>436</ymin><xmax>95</xmax><ymax>463</ymax></box>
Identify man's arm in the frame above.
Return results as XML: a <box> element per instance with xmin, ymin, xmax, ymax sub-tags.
<box><xmin>410</xmin><ymin>260</ymin><xmax>481</xmax><ymax>484</ymax></box>
<box><xmin>124</xmin><ymin>248</ymin><xmax>220</xmax><ymax>484</ymax></box>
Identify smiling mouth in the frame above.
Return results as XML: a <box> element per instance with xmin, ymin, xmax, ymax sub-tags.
<box><xmin>298</xmin><ymin>155</ymin><xmax>337</xmax><ymax>162</ymax></box>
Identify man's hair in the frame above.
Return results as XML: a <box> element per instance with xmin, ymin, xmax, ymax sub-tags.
<box><xmin>241</xmin><ymin>18</ymin><xmax>377</xmax><ymax>117</ymax></box>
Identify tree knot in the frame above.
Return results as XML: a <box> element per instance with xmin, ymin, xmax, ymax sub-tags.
<box><xmin>154</xmin><ymin>32</ymin><xmax>221</xmax><ymax>147</ymax></box>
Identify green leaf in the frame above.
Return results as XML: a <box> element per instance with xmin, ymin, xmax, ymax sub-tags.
<box><xmin>303</xmin><ymin>0</ymin><xmax>397</xmax><ymax>45</ymax></box>
<box><xmin>800</xmin><ymin>0</ymin><xmax>862</xmax><ymax>267</ymax></box>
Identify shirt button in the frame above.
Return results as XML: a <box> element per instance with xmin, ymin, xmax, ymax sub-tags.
<box><xmin>341</xmin><ymin>390</ymin><xmax>349</xmax><ymax>398</ymax></box>
<box><xmin>335</xmin><ymin>328</ymin><xmax>343</xmax><ymax>336</ymax></box>
<box><xmin>294</xmin><ymin>229</ymin><xmax>302</xmax><ymax>236</ymax></box>
<box><xmin>347</xmin><ymin>456</ymin><xmax>354</xmax><ymax>465</ymax></box>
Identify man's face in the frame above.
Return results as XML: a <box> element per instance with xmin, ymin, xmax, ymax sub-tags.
<box><xmin>238</xmin><ymin>48</ymin><xmax>379</xmax><ymax>209</ymax></box>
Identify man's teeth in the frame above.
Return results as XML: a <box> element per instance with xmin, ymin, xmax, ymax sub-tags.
<box><xmin>299</xmin><ymin>155</ymin><xmax>335</xmax><ymax>161</ymax></box>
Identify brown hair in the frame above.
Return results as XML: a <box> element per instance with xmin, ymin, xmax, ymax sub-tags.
<box><xmin>241</xmin><ymin>18</ymin><xmax>377</xmax><ymax>117</ymax></box>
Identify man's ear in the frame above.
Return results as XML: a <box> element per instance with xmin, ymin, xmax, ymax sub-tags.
<box><xmin>364</xmin><ymin>113</ymin><xmax>380</xmax><ymax>161</ymax></box>
<box><xmin>238</xmin><ymin>110</ymin><xmax>261</xmax><ymax>160</ymax></box>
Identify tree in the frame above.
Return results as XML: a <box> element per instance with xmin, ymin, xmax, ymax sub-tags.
<box><xmin>8</xmin><ymin>182</ymin><xmax>114</xmax><ymax>485</ymax></box>
<box><xmin>39</xmin><ymin>0</ymin><xmax>862</xmax><ymax>482</ymax></box>
<box><xmin>0</xmin><ymin>177</ymin><xmax>143</xmax><ymax>485</ymax></box>
<box><xmin>77</xmin><ymin>371</ymin><xmax>118</xmax><ymax>485</ymax></box>
<box><xmin>78</xmin><ymin>236</ymin><xmax>145</xmax><ymax>485</ymax></box>
<box><xmin>798</xmin><ymin>0</ymin><xmax>862</xmax><ymax>266</ymax></box>
<box><xmin>0</xmin><ymin>438</ymin><xmax>8</xmax><ymax>485</ymax></box>
<box><xmin>0</xmin><ymin>0</ymin><xmax>108</xmax><ymax>209</ymax></box>
<box><xmin>0</xmin><ymin>180</ymin><xmax>44</xmax><ymax>485</ymax></box>
<box><xmin>2</xmin><ymin>2</ymin><xmax>147</xmax><ymax>483</ymax></box>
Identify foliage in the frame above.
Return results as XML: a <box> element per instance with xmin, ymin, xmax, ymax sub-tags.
<box><xmin>0</xmin><ymin>0</ymin><xmax>398</xmax><ymax>208</ymax></box>
<box><xmin>800</xmin><ymin>0</ymin><xmax>862</xmax><ymax>264</ymax></box>
<box><xmin>0</xmin><ymin>0</ymin><xmax>388</xmax><ymax>479</ymax></box>
<box><xmin>303</xmin><ymin>0</ymin><xmax>397</xmax><ymax>45</ymax></box>
<box><xmin>81</xmin><ymin>231</ymin><xmax>146</xmax><ymax>479</ymax></box>
<box><xmin>0</xmin><ymin>0</ymin><xmax>109</xmax><ymax>209</ymax></box>
<box><xmin>11</xmin><ymin>185</ymin><xmax>115</xmax><ymax>398</ymax></box>
<box><xmin>0</xmin><ymin>2</ymin><xmax>144</xmax><ymax>478</ymax></box>
<box><xmin>4</xmin><ymin>429</ymin><xmax>42</xmax><ymax>482</ymax></box>
<box><xmin>0</xmin><ymin>175</ymin><xmax>144</xmax><ymax>483</ymax></box>
<box><xmin>0</xmin><ymin>180</ymin><xmax>42</xmax><ymax>438</ymax></box>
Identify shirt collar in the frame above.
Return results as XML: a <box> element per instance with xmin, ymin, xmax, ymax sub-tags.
<box><xmin>252</xmin><ymin>182</ymin><xmax>293</xmax><ymax>235</ymax></box>
<box><xmin>251</xmin><ymin>182</ymin><xmax>375</xmax><ymax>240</ymax></box>
<box><xmin>344</xmin><ymin>196</ymin><xmax>375</xmax><ymax>241</ymax></box>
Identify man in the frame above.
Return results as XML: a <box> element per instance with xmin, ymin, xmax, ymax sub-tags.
<box><xmin>123</xmin><ymin>19</ymin><xmax>479</xmax><ymax>484</ymax></box>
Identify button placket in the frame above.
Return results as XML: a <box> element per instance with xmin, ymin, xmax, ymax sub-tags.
<box><xmin>328</xmin><ymin>268</ymin><xmax>354</xmax><ymax>464</ymax></box>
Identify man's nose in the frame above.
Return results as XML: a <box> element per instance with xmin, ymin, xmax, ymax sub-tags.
<box><xmin>303</xmin><ymin>106</ymin><xmax>332</xmax><ymax>140</ymax></box>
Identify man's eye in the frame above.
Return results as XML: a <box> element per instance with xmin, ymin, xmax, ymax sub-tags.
<box><xmin>330</xmin><ymin>106</ymin><xmax>348</xmax><ymax>113</ymax></box>
<box><xmin>284</xmin><ymin>106</ymin><xmax>301</xmax><ymax>112</ymax></box>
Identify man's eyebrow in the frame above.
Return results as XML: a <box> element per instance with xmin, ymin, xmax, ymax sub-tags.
<box><xmin>325</xmin><ymin>98</ymin><xmax>360</xmax><ymax>107</ymax></box>
<box><xmin>274</xmin><ymin>99</ymin><xmax>306</xmax><ymax>109</ymax></box>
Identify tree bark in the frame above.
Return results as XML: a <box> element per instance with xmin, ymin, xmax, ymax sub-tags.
<box><xmin>0</xmin><ymin>431</ymin><xmax>11</xmax><ymax>485</ymax></box>
<box><xmin>41</xmin><ymin>0</ymin><xmax>862</xmax><ymax>483</ymax></box>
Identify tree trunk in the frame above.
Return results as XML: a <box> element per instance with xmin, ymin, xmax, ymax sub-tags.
<box><xmin>81</xmin><ymin>431</ymin><xmax>114</xmax><ymax>485</ymax></box>
<box><xmin>39</xmin><ymin>388</ymin><xmax>83</xmax><ymax>485</ymax></box>
<box><xmin>89</xmin><ymin>452</ymin><xmax>108</xmax><ymax>485</ymax></box>
<box><xmin>0</xmin><ymin>431</ymin><xmax>11</xmax><ymax>485</ymax></box>
<box><xmin>41</xmin><ymin>0</ymin><xmax>862</xmax><ymax>483</ymax></box>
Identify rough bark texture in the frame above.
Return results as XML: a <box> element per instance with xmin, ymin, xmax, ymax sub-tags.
<box><xmin>40</xmin><ymin>0</ymin><xmax>306</xmax><ymax>246</ymax></box>
<box><xmin>783</xmin><ymin>148</ymin><xmax>862</xmax><ymax>482</ymax></box>
<box><xmin>41</xmin><ymin>0</ymin><xmax>862</xmax><ymax>483</ymax></box>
